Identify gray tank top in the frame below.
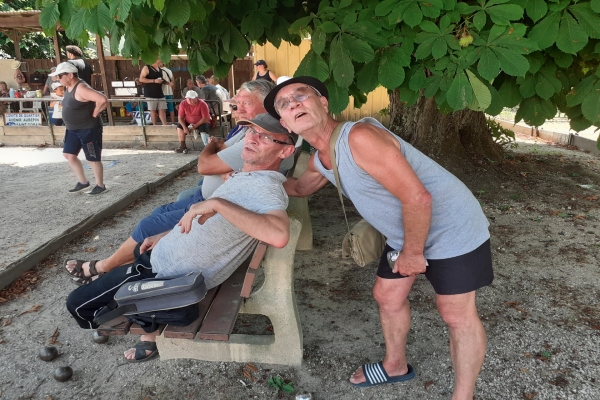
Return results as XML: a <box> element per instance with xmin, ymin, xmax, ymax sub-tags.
<box><xmin>61</xmin><ymin>80</ymin><xmax>102</xmax><ymax>130</ymax></box>
<box><xmin>313</xmin><ymin>118</ymin><xmax>490</xmax><ymax>259</ymax></box>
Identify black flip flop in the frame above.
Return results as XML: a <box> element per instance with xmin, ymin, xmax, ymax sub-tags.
<box><xmin>127</xmin><ymin>341</ymin><xmax>159</xmax><ymax>363</ymax></box>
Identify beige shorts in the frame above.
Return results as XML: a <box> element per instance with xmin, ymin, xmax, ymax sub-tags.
<box><xmin>145</xmin><ymin>98</ymin><xmax>167</xmax><ymax>111</ymax></box>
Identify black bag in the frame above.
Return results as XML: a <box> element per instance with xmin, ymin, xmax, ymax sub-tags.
<box><xmin>93</xmin><ymin>270</ymin><xmax>207</xmax><ymax>333</ymax></box>
<box><xmin>31</xmin><ymin>71</ymin><xmax>46</xmax><ymax>84</ymax></box>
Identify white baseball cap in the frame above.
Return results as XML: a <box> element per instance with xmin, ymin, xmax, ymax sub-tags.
<box><xmin>51</xmin><ymin>82</ymin><xmax>64</xmax><ymax>90</ymax></box>
<box><xmin>185</xmin><ymin>90</ymin><xmax>199</xmax><ymax>99</ymax></box>
<box><xmin>48</xmin><ymin>62</ymin><xmax>78</xmax><ymax>76</ymax></box>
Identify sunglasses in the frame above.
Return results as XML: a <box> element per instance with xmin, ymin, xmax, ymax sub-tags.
<box><xmin>57</xmin><ymin>73</ymin><xmax>69</xmax><ymax>78</ymax></box>
<box><xmin>274</xmin><ymin>86</ymin><xmax>321</xmax><ymax>115</ymax></box>
<box><xmin>230</xmin><ymin>104</ymin><xmax>238</xmax><ymax>111</ymax></box>
<box><xmin>246</xmin><ymin>127</ymin><xmax>293</xmax><ymax>145</ymax></box>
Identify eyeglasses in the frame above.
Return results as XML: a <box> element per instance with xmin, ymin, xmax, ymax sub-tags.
<box><xmin>57</xmin><ymin>73</ymin><xmax>68</xmax><ymax>78</ymax></box>
<box><xmin>230</xmin><ymin>104</ymin><xmax>238</xmax><ymax>111</ymax></box>
<box><xmin>246</xmin><ymin>127</ymin><xmax>293</xmax><ymax>145</ymax></box>
<box><xmin>274</xmin><ymin>86</ymin><xmax>321</xmax><ymax>115</ymax></box>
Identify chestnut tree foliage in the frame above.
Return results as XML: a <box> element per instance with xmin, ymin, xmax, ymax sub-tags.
<box><xmin>40</xmin><ymin>0</ymin><xmax>600</xmax><ymax>145</ymax></box>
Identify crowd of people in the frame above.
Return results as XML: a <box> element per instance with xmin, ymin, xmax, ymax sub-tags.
<box><xmin>56</xmin><ymin>60</ymin><xmax>494</xmax><ymax>399</ymax></box>
<box><xmin>4</xmin><ymin>52</ymin><xmax>494</xmax><ymax>398</ymax></box>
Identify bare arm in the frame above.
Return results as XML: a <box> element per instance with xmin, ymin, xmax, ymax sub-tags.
<box><xmin>178</xmin><ymin>199</ymin><xmax>290</xmax><ymax>248</ymax></box>
<box><xmin>283</xmin><ymin>153</ymin><xmax>329</xmax><ymax>197</ymax></box>
<box><xmin>138</xmin><ymin>66</ymin><xmax>162</xmax><ymax>84</ymax></box>
<box><xmin>269</xmin><ymin>71</ymin><xmax>278</xmax><ymax>82</ymax></box>
<box><xmin>197</xmin><ymin>138</ymin><xmax>232</xmax><ymax>175</ymax></box>
<box><xmin>76</xmin><ymin>85</ymin><xmax>108</xmax><ymax>118</ymax></box>
<box><xmin>349</xmin><ymin>122</ymin><xmax>432</xmax><ymax>276</ymax></box>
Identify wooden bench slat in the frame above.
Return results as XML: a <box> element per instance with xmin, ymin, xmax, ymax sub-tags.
<box><xmin>241</xmin><ymin>242</ymin><xmax>267</xmax><ymax>298</ymax></box>
<box><xmin>129</xmin><ymin>323</ymin><xmax>165</xmax><ymax>335</ymax></box>
<box><xmin>163</xmin><ymin>287</ymin><xmax>219</xmax><ymax>339</ymax></box>
<box><xmin>196</xmin><ymin>264</ymin><xmax>248</xmax><ymax>341</ymax></box>
<box><xmin>97</xmin><ymin>315</ymin><xmax>132</xmax><ymax>336</ymax></box>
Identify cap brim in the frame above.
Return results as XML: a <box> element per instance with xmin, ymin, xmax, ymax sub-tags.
<box><xmin>263</xmin><ymin>76</ymin><xmax>328</xmax><ymax>119</ymax></box>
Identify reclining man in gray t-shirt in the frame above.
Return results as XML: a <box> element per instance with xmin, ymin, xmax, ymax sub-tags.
<box><xmin>66</xmin><ymin>113</ymin><xmax>298</xmax><ymax>362</ymax></box>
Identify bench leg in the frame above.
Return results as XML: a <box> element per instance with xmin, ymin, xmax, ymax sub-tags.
<box><xmin>156</xmin><ymin>219</ymin><xmax>303</xmax><ymax>366</ymax></box>
<box><xmin>288</xmin><ymin>197</ymin><xmax>312</xmax><ymax>251</ymax></box>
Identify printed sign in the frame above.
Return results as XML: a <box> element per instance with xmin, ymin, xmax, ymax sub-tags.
<box><xmin>4</xmin><ymin>113</ymin><xmax>42</xmax><ymax>126</ymax></box>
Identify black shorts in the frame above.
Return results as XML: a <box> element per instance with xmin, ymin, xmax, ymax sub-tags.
<box><xmin>176</xmin><ymin>122</ymin><xmax>210</xmax><ymax>132</ymax></box>
<box><xmin>63</xmin><ymin>126</ymin><xmax>103</xmax><ymax>162</ymax></box>
<box><xmin>377</xmin><ymin>239</ymin><xmax>493</xmax><ymax>295</ymax></box>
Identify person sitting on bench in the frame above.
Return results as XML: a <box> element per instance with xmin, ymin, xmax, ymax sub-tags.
<box><xmin>66</xmin><ymin>113</ymin><xmax>298</xmax><ymax>362</ymax></box>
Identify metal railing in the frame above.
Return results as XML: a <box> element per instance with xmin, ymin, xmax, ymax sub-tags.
<box><xmin>0</xmin><ymin>97</ymin><xmax>225</xmax><ymax>147</ymax></box>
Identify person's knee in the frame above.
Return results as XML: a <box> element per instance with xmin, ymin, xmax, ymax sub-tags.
<box><xmin>373</xmin><ymin>280</ymin><xmax>409</xmax><ymax>312</ymax></box>
<box><xmin>436</xmin><ymin>292</ymin><xmax>479</xmax><ymax>328</ymax></box>
<box><xmin>66</xmin><ymin>290</ymin><xmax>82</xmax><ymax>316</ymax></box>
<box><xmin>63</xmin><ymin>152</ymin><xmax>77</xmax><ymax>161</ymax></box>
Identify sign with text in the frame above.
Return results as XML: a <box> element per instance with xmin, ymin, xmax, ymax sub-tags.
<box><xmin>4</xmin><ymin>113</ymin><xmax>42</xmax><ymax>126</ymax></box>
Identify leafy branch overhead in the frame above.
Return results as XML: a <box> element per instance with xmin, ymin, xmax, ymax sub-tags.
<box><xmin>41</xmin><ymin>0</ymin><xmax>600</xmax><ymax>134</ymax></box>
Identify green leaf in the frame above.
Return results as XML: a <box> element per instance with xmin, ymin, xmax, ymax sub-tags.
<box><xmin>415</xmin><ymin>37</ymin><xmax>435</xmax><ymax>59</ymax></box>
<box><xmin>375</xmin><ymin>0</ymin><xmax>398</xmax><ymax>17</ymax></box>
<box><xmin>399</xmin><ymin>81</ymin><xmax>420</xmax><ymax>106</ymax></box>
<box><xmin>229</xmin><ymin>24</ymin><xmax>250</xmax><ymax>59</ymax></box>
<box><xmin>556</xmin><ymin>11</ymin><xmax>588</xmax><ymax>54</ymax></box>
<box><xmin>80</xmin><ymin>0</ymin><xmax>101</xmax><ymax>8</ymax></box>
<box><xmin>91</xmin><ymin>2</ymin><xmax>112</xmax><ymax>35</ymax></box>
<box><xmin>330</xmin><ymin>36</ymin><xmax>354</xmax><ymax>88</ymax></box>
<box><xmin>526</xmin><ymin>0</ymin><xmax>548</xmax><ymax>23</ymax></box>
<box><xmin>519</xmin><ymin>96</ymin><xmax>554</xmax><ymax>126</ymax></box>
<box><xmin>110</xmin><ymin>0</ymin><xmax>132</xmax><ymax>22</ymax></box>
<box><xmin>288</xmin><ymin>16</ymin><xmax>313</xmax><ymax>34</ymax></box>
<box><xmin>159</xmin><ymin>44</ymin><xmax>172</xmax><ymax>67</ymax></box>
<box><xmin>319</xmin><ymin>21</ymin><xmax>340</xmax><ymax>33</ymax></box>
<box><xmin>478</xmin><ymin>47</ymin><xmax>501</xmax><ymax>81</ymax></box>
<box><xmin>379</xmin><ymin>49</ymin><xmax>405</xmax><ymax>89</ymax></box>
<box><xmin>570</xmin><ymin>116</ymin><xmax>593</xmax><ymax>132</ymax></box>
<box><xmin>528</xmin><ymin>12</ymin><xmax>561</xmax><ymax>49</ymax></box>
<box><xmin>295</xmin><ymin>50</ymin><xmax>330</xmax><ymax>82</ymax></box>
<box><xmin>404</xmin><ymin>2</ymin><xmax>423</xmax><ymax>27</ymax></box>
<box><xmin>473</xmin><ymin>10</ymin><xmax>487</xmax><ymax>31</ymax></box>
<box><xmin>341</xmin><ymin>34</ymin><xmax>375</xmax><ymax>63</ymax></box>
<box><xmin>446</xmin><ymin>71</ymin><xmax>473</xmax><ymax>110</ymax></box>
<box><xmin>498</xmin><ymin>77</ymin><xmax>523</xmax><ymax>107</ymax></box>
<box><xmin>486</xmin><ymin>4</ymin><xmax>524</xmax><ymax>25</ymax></box>
<box><xmin>200</xmin><ymin>48</ymin><xmax>219</xmax><ymax>67</ymax></box>
<box><xmin>431</xmin><ymin>37</ymin><xmax>447</xmax><ymax>59</ymax></box>
<box><xmin>66</xmin><ymin>9</ymin><xmax>86</xmax><ymax>39</ymax></box>
<box><xmin>409</xmin><ymin>67</ymin><xmax>427</xmax><ymax>91</ymax></box>
<box><xmin>346</xmin><ymin>21</ymin><xmax>388</xmax><ymax>47</ymax></box>
<box><xmin>339</xmin><ymin>0</ymin><xmax>352</xmax><ymax>8</ymax></box>
<box><xmin>327</xmin><ymin>81</ymin><xmax>350</xmax><ymax>114</ymax></box>
<box><xmin>153</xmin><ymin>0</ymin><xmax>165</xmax><ymax>11</ymax></box>
<box><xmin>423</xmin><ymin>74</ymin><xmax>442</xmax><ymax>97</ymax></box>
<box><xmin>486</xmin><ymin>85</ymin><xmax>504</xmax><ymax>115</ymax></box>
<box><xmin>281</xmin><ymin>384</ymin><xmax>295</xmax><ymax>394</ymax></box>
<box><xmin>592</xmin><ymin>0</ymin><xmax>600</xmax><ymax>13</ymax></box>
<box><xmin>535</xmin><ymin>74</ymin><xmax>556</xmax><ymax>100</ymax></box>
<box><xmin>518</xmin><ymin>74</ymin><xmax>537</xmax><ymax>97</ymax></box>
<box><xmin>419</xmin><ymin>20</ymin><xmax>440</xmax><ymax>34</ymax></box>
<box><xmin>581</xmin><ymin>91</ymin><xmax>600</xmax><ymax>122</ymax></box>
<box><xmin>312</xmin><ymin>29</ymin><xmax>326</xmax><ymax>55</ymax></box>
<box><xmin>569</xmin><ymin>3</ymin><xmax>600</xmax><ymax>39</ymax></box>
<box><xmin>357</xmin><ymin>60</ymin><xmax>380</xmax><ymax>93</ymax></box>
<box><xmin>121</xmin><ymin>22</ymin><xmax>141</xmax><ymax>58</ymax></box>
<box><xmin>166</xmin><ymin>0</ymin><xmax>190</xmax><ymax>28</ymax></box>
<box><xmin>40</xmin><ymin>2</ymin><xmax>60</xmax><ymax>31</ymax></box>
<box><xmin>466</xmin><ymin>69</ymin><xmax>491</xmax><ymax>110</ymax></box>
<box><xmin>493</xmin><ymin>47</ymin><xmax>529</xmax><ymax>77</ymax></box>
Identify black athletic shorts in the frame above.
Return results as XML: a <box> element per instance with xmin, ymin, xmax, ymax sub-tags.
<box><xmin>377</xmin><ymin>239</ymin><xmax>493</xmax><ymax>295</ymax></box>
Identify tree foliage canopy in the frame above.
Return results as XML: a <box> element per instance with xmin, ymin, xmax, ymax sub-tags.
<box><xmin>40</xmin><ymin>0</ymin><xmax>600</xmax><ymax>133</ymax></box>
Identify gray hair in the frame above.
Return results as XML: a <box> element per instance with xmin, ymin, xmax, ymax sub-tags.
<box><xmin>238</xmin><ymin>80</ymin><xmax>275</xmax><ymax>101</ymax></box>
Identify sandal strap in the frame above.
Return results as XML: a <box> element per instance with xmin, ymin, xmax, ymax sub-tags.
<box><xmin>88</xmin><ymin>260</ymin><xmax>101</xmax><ymax>277</ymax></box>
<box><xmin>133</xmin><ymin>341</ymin><xmax>157</xmax><ymax>360</ymax></box>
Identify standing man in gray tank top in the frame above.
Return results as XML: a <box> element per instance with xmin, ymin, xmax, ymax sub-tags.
<box><xmin>49</xmin><ymin>62</ymin><xmax>108</xmax><ymax>195</ymax></box>
<box><xmin>265</xmin><ymin>77</ymin><xmax>493</xmax><ymax>398</ymax></box>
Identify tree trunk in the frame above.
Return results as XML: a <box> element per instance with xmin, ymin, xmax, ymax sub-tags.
<box><xmin>388</xmin><ymin>90</ymin><xmax>503</xmax><ymax>178</ymax></box>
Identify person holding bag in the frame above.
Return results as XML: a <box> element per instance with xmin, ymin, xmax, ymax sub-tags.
<box><xmin>266</xmin><ymin>77</ymin><xmax>493</xmax><ymax>399</ymax></box>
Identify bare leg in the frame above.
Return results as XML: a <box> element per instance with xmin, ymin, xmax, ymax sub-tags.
<box><xmin>63</xmin><ymin>153</ymin><xmax>87</xmax><ymax>183</ymax></box>
<box><xmin>177</xmin><ymin>128</ymin><xmax>186</xmax><ymax>142</ymax></box>
<box><xmin>124</xmin><ymin>333</ymin><xmax>157</xmax><ymax>360</ymax></box>
<box><xmin>66</xmin><ymin>236</ymin><xmax>138</xmax><ymax>277</ymax></box>
<box><xmin>158</xmin><ymin>109</ymin><xmax>168</xmax><ymax>125</ymax></box>
<box><xmin>350</xmin><ymin>276</ymin><xmax>416</xmax><ymax>384</ymax></box>
<box><xmin>150</xmin><ymin>110</ymin><xmax>158</xmax><ymax>126</ymax></box>
<box><xmin>88</xmin><ymin>161</ymin><xmax>104</xmax><ymax>187</ymax></box>
<box><xmin>436</xmin><ymin>291</ymin><xmax>486</xmax><ymax>400</ymax></box>
<box><xmin>169</xmin><ymin>111</ymin><xmax>176</xmax><ymax>124</ymax></box>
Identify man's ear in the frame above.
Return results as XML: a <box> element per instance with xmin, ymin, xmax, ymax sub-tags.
<box><xmin>280</xmin><ymin>144</ymin><xmax>296</xmax><ymax>159</ymax></box>
<box><xmin>320</xmin><ymin>96</ymin><xmax>329</xmax><ymax>113</ymax></box>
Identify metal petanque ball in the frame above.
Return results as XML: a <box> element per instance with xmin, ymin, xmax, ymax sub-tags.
<box><xmin>92</xmin><ymin>332</ymin><xmax>109</xmax><ymax>344</ymax></box>
<box><xmin>53</xmin><ymin>366</ymin><xmax>73</xmax><ymax>382</ymax></box>
<box><xmin>38</xmin><ymin>346</ymin><xmax>58</xmax><ymax>362</ymax></box>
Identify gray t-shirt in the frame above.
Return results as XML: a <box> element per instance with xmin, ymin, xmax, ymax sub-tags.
<box><xmin>201</xmin><ymin>128</ymin><xmax>295</xmax><ymax>198</ymax></box>
<box><xmin>151</xmin><ymin>170</ymin><xmax>288</xmax><ymax>288</ymax></box>
<box><xmin>313</xmin><ymin>117</ymin><xmax>490</xmax><ymax>259</ymax></box>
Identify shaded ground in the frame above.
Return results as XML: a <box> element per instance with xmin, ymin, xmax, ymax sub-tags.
<box><xmin>0</xmin><ymin>134</ymin><xmax>599</xmax><ymax>400</ymax></box>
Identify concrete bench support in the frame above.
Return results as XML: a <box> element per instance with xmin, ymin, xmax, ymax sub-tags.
<box><xmin>287</xmin><ymin>151</ymin><xmax>313</xmax><ymax>251</ymax></box>
<box><xmin>157</xmin><ymin>218</ymin><xmax>303</xmax><ymax>366</ymax></box>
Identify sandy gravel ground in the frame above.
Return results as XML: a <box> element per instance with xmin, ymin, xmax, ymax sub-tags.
<box><xmin>0</xmin><ymin>135</ymin><xmax>599</xmax><ymax>400</ymax></box>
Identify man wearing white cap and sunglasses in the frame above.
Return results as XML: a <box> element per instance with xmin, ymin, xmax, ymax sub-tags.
<box><xmin>49</xmin><ymin>61</ymin><xmax>109</xmax><ymax>195</ymax></box>
<box><xmin>175</xmin><ymin>90</ymin><xmax>211</xmax><ymax>153</ymax></box>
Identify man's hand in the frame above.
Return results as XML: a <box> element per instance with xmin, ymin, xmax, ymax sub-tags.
<box><xmin>140</xmin><ymin>234</ymin><xmax>164</xmax><ymax>253</ymax></box>
<box><xmin>178</xmin><ymin>200</ymin><xmax>219</xmax><ymax>233</ymax></box>
<box><xmin>393</xmin><ymin>251</ymin><xmax>427</xmax><ymax>276</ymax></box>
